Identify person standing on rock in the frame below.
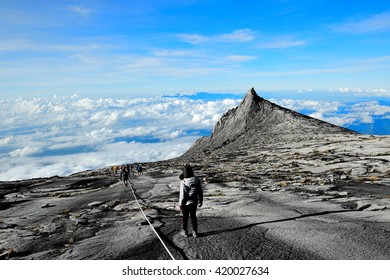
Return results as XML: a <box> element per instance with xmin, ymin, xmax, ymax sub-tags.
<box><xmin>137</xmin><ymin>164</ymin><xmax>143</xmax><ymax>176</ymax></box>
<box><xmin>179</xmin><ymin>164</ymin><xmax>203</xmax><ymax>238</ymax></box>
<box><xmin>122</xmin><ymin>167</ymin><xmax>130</xmax><ymax>187</ymax></box>
<box><xmin>130</xmin><ymin>164</ymin><xmax>134</xmax><ymax>175</ymax></box>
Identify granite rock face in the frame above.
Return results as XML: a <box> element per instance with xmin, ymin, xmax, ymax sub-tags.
<box><xmin>184</xmin><ymin>88</ymin><xmax>355</xmax><ymax>158</ymax></box>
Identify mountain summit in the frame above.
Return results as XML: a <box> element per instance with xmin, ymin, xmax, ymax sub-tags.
<box><xmin>184</xmin><ymin>88</ymin><xmax>356</xmax><ymax>157</ymax></box>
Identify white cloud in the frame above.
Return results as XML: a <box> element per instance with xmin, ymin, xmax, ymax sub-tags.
<box><xmin>85</xmin><ymin>128</ymin><xmax>114</xmax><ymax>142</ymax></box>
<box><xmin>272</xmin><ymin>99</ymin><xmax>340</xmax><ymax>113</ymax></box>
<box><xmin>178</xmin><ymin>29</ymin><xmax>256</xmax><ymax>44</ymax></box>
<box><xmin>178</xmin><ymin>32</ymin><xmax>306</xmax><ymax>49</ymax></box>
<box><xmin>153</xmin><ymin>50</ymin><xmax>197</xmax><ymax>57</ymax></box>
<box><xmin>260</xmin><ymin>37</ymin><xmax>306</xmax><ymax>49</ymax></box>
<box><xmin>90</xmin><ymin>111</ymin><xmax>119</xmax><ymax>126</ymax></box>
<box><xmin>0</xmin><ymin>41</ymin><xmax>109</xmax><ymax>55</ymax></box>
<box><xmin>329</xmin><ymin>87</ymin><xmax>390</xmax><ymax>97</ymax></box>
<box><xmin>177</xmin><ymin>34</ymin><xmax>207</xmax><ymax>44</ymax></box>
<box><xmin>272</xmin><ymin>98</ymin><xmax>390</xmax><ymax>128</ymax></box>
<box><xmin>351</xmin><ymin>101</ymin><xmax>390</xmax><ymax>117</ymax></box>
<box><xmin>225</xmin><ymin>55</ymin><xmax>257</xmax><ymax>62</ymax></box>
<box><xmin>73</xmin><ymin>98</ymin><xmax>95</xmax><ymax>109</ymax></box>
<box><xmin>12</xmin><ymin>99</ymin><xmax>42</xmax><ymax>115</ymax></box>
<box><xmin>218</xmin><ymin>29</ymin><xmax>256</xmax><ymax>42</ymax></box>
<box><xmin>330</xmin><ymin>11</ymin><xmax>390</xmax><ymax>34</ymax></box>
<box><xmin>0</xmin><ymin>39</ymin><xmax>33</xmax><ymax>52</ymax></box>
<box><xmin>9</xmin><ymin>146</ymin><xmax>41</xmax><ymax>157</ymax></box>
<box><xmin>69</xmin><ymin>5</ymin><xmax>91</xmax><ymax>17</ymax></box>
<box><xmin>0</xmin><ymin>136</ymin><xmax>13</xmax><ymax>145</ymax></box>
<box><xmin>0</xmin><ymin>137</ymin><xmax>198</xmax><ymax>181</ymax></box>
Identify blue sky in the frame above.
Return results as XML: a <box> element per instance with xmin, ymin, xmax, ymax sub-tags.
<box><xmin>1</xmin><ymin>0</ymin><xmax>390</xmax><ymax>97</ymax></box>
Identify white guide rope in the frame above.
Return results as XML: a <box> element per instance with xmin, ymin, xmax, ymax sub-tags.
<box><xmin>129</xmin><ymin>181</ymin><xmax>175</xmax><ymax>260</ymax></box>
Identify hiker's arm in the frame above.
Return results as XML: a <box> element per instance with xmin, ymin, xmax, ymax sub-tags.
<box><xmin>179</xmin><ymin>182</ymin><xmax>185</xmax><ymax>208</ymax></box>
<box><xmin>198</xmin><ymin>179</ymin><xmax>203</xmax><ymax>207</ymax></box>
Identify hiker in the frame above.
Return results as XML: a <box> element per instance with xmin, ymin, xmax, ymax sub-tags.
<box><xmin>113</xmin><ymin>165</ymin><xmax>118</xmax><ymax>174</ymax></box>
<box><xmin>179</xmin><ymin>164</ymin><xmax>203</xmax><ymax>238</ymax></box>
<box><xmin>137</xmin><ymin>164</ymin><xmax>143</xmax><ymax>176</ymax></box>
<box><xmin>121</xmin><ymin>167</ymin><xmax>130</xmax><ymax>187</ymax></box>
<box><xmin>120</xmin><ymin>165</ymin><xmax>125</xmax><ymax>179</ymax></box>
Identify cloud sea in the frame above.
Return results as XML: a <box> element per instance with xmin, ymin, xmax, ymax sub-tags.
<box><xmin>1</xmin><ymin>91</ymin><xmax>390</xmax><ymax>181</ymax></box>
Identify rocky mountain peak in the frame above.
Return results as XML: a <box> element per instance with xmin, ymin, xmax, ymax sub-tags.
<box><xmin>209</xmin><ymin>88</ymin><xmax>265</xmax><ymax>145</ymax></box>
<box><xmin>241</xmin><ymin>87</ymin><xmax>263</xmax><ymax>107</ymax></box>
<box><xmin>183</xmin><ymin>87</ymin><xmax>356</xmax><ymax>158</ymax></box>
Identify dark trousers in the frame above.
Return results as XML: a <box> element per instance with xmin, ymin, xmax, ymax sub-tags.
<box><xmin>182</xmin><ymin>203</ymin><xmax>198</xmax><ymax>232</ymax></box>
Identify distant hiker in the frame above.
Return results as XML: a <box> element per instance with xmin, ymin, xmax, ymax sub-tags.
<box><xmin>113</xmin><ymin>165</ymin><xmax>118</xmax><ymax>174</ymax></box>
<box><xmin>137</xmin><ymin>164</ymin><xmax>143</xmax><ymax>176</ymax></box>
<box><xmin>122</xmin><ymin>167</ymin><xmax>130</xmax><ymax>187</ymax></box>
<box><xmin>179</xmin><ymin>164</ymin><xmax>203</xmax><ymax>238</ymax></box>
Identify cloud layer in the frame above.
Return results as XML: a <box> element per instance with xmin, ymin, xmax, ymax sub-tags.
<box><xmin>1</xmin><ymin>91</ymin><xmax>390</xmax><ymax>181</ymax></box>
<box><xmin>0</xmin><ymin>94</ymin><xmax>241</xmax><ymax>180</ymax></box>
<box><xmin>271</xmin><ymin>98</ymin><xmax>390</xmax><ymax>129</ymax></box>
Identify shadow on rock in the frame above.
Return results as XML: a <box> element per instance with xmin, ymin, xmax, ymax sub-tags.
<box><xmin>201</xmin><ymin>209</ymin><xmax>356</xmax><ymax>237</ymax></box>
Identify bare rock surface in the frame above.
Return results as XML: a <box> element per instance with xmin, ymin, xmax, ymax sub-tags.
<box><xmin>1</xmin><ymin>88</ymin><xmax>390</xmax><ymax>260</ymax></box>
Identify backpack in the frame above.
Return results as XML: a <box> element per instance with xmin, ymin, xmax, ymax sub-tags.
<box><xmin>182</xmin><ymin>178</ymin><xmax>201</xmax><ymax>204</ymax></box>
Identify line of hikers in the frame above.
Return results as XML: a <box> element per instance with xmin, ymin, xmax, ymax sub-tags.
<box><xmin>113</xmin><ymin>163</ymin><xmax>143</xmax><ymax>176</ymax></box>
<box><xmin>113</xmin><ymin>163</ymin><xmax>143</xmax><ymax>186</ymax></box>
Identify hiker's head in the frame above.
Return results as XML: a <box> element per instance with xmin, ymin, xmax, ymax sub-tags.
<box><xmin>182</xmin><ymin>163</ymin><xmax>194</xmax><ymax>178</ymax></box>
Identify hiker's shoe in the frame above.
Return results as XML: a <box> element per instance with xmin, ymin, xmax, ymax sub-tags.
<box><xmin>181</xmin><ymin>230</ymin><xmax>189</xmax><ymax>237</ymax></box>
<box><xmin>193</xmin><ymin>231</ymin><xmax>198</xmax><ymax>238</ymax></box>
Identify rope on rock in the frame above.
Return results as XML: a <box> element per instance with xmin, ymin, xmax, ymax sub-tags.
<box><xmin>129</xmin><ymin>181</ymin><xmax>175</xmax><ymax>260</ymax></box>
